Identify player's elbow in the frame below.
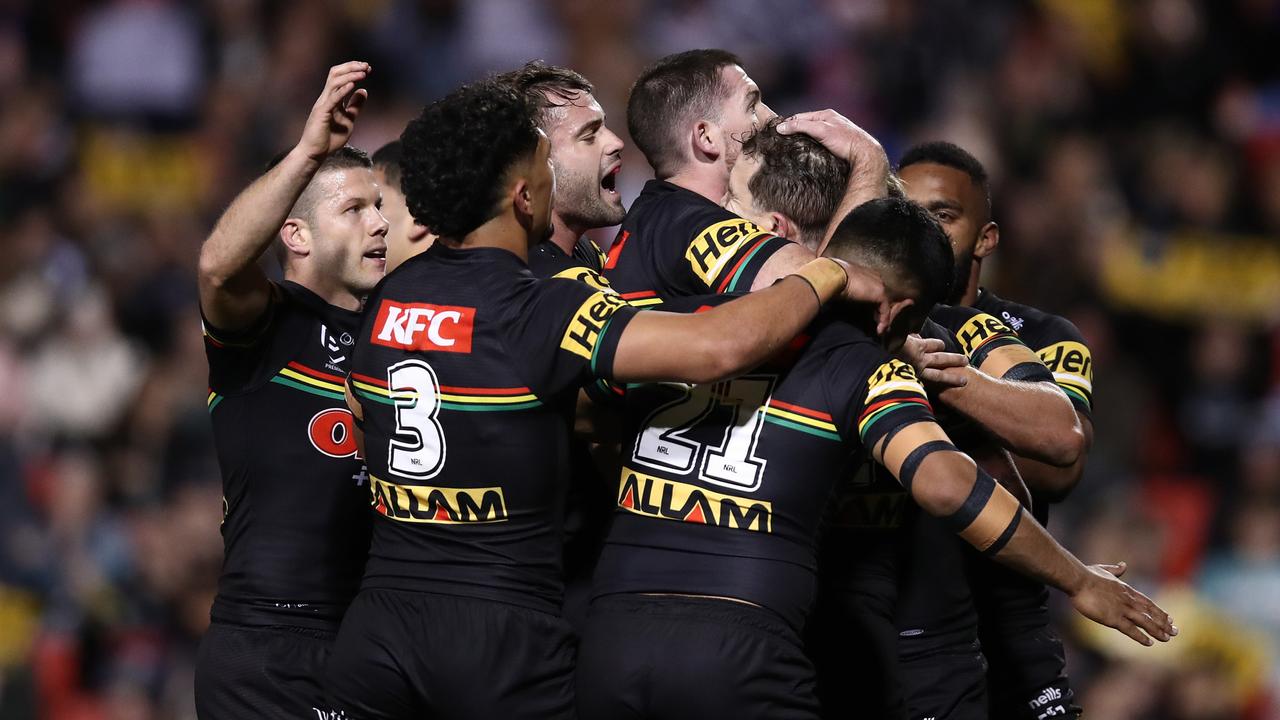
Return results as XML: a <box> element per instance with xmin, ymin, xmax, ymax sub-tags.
<box><xmin>1038</xmin><ymin>416</ymin><xmax>1086</xmax><ymax>468</ymax></box>
<box><xmin>197</xmin><ymin>239</ymin><xmax>232</xmax><ymax>290</ymax></box>
<box><xmin>1033</xmin><ymin>463</ymin><xmax>1086</xmax><ymax>504</ymax></box>
<box><xmin>911</xmin><ymin>454</ymin><xmax>975</xmax><ymax>519</ymax></box>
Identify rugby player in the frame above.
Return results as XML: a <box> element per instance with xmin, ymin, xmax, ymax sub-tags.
<box><xmin>577</xmin><ymin>197</ymin><xmax>1173</xmax><ymax>720</ymax></box>
<box><xmin>605</xmin><ymin>49</ymin><xmax>891</xmax><ymax>303</ymax></box>
<box><xmin>193</xmin><ymin>62</ymin><xmax>385</xmax><ymax>719</ymax></box>
<box><xmin>495</xmin><ymin>61</ymin><xmax>620</xmax><ymax>286</ymax></box>
<box><xmin>709</xmin><ymin>119</ymin><xmax>1107</xmax><ymax>720</ymax></box>
<box><xmin>901</xmin><ymin>141</ymin><xmax>1097</xmax><ymax>720</ymax></box>
<box><xmin>322</xmin><ymin>78</ymin><xmax>884</xmax><ymax>719</ymax></box>
<box><xmin>371</xmin><ymin>140</ymin><xmax>435</xmax><ymax>272</ymax></box>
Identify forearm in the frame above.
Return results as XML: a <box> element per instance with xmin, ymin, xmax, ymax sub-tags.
<box><xmin>201</xmin><ymin>147</ymin><xmax>320</xmax><ymax>284</ymax></box>
<box><xmin>938</xmin><ymin>368</ymin><xmax>1083</xmax><ymax>466</ymax></box>
<box><xmin>1012</xmin><ymin>445</ymin><xmax>1087</xmax><ymax>502</ymax></box>
<box><xmin>612</xmin><ymin>260</ymin><xmax>846</xmax><ymax>384</ymax></box>
<box><xmin>988</xmin><ymin>508</ymin><xmax>1089</xmax><ymax>595</ymax></box>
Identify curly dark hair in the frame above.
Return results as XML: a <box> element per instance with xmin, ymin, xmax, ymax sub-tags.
<box><xmin>399</xmin><ymin>79</ymin><xmax>541</xmax><ymax>238</ymax></box>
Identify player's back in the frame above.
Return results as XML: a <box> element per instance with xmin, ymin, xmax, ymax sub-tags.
<box><xmin>595</xmin><ymin>297</ymin><xmax>934</xmax><ymax>630</ymax></box>
<box><xmin>204</xmin><ymin>281</ymin><xmax>371</xmax><ymax>630</ymax></box>
<box><xmin>348</xmin><ymin>242</ymin><xmax>632</xmax><ymax>613</ymax></box>
<box><xmin>604</xmin><ymin>179</ymin><xmax>792</xmax><ymax>302</ymax></box>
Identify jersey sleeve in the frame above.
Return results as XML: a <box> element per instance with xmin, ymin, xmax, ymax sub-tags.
<box><xmin>1028</xmin><ymin>317</ymin><xmax>1095</xmax><ymax>419</ymax></box>
<box><xmin>822</xmin><ymin>343</ymin><xmax>937</xmax><ymax>450</ymax></box>
<box><xmin>200</xmin><ymin>284</ymin><xmax>283</xmax><ymax>394</ymax></box>
<box><xmin>677</xmin><ymin>205</ymin><xmax>795</xmax><ymax>294</ymax></box>
<box><xmin>503</xmin><ymin>278</ymin><xmax>639</xmax><ymax>397</ymax></box>
<box><xmin>931</xmin><ymin>306</ymin><xmax>1027</xmax><ymax>368</ymax></box>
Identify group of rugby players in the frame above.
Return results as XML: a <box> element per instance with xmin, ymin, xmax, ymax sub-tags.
<box><xmin>193</xmin><ymin>51</ymin><xmax>1176</xmax><ymax>720</ymax></box>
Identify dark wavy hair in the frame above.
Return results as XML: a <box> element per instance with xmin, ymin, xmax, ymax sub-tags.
<box><xmin>740</xmin><ymin>118</ymin><xmax>850</xmax><ymax>248</ymax></box>
<box><xmin>399</xmin><ymin>79</ymin><xmax>541</xmax><ymax>238</ymax></box>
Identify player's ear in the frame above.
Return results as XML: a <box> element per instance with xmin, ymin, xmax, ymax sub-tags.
<box><xmin>408</xmin><ymin>221</ymin><xmax>432</xmax><ymax>243</ymax></box>
<box><xmin>692</xmin><ymin>120</ymin><xmax>719</xmax><ymax>162</ymax></box>
<box><xmin>512</xmin><ymin>177</ymin><xmax>533</xmax><ymax>218</ymax></box>
<box><xmin>279</xmin><ymin>219</ymin><xmax>310</xmax><ymax>257</ymax></box>
<box><xmin>879</xmin><ymin>297</ymin><xmax>916</xmax><ymax>338</ymax></box>
<box><xmin>975</xmin><ymin>221</ymin><xmax>999</xmax><ymax>259</ymax></box>
<box><xmin>769</xmin><ymin>212</ymin><xmax>794</xmax><ymax>240</ymax></box>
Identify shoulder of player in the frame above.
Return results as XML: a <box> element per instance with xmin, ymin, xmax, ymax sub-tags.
<box><xmin>981</xmin><ymin>293</ymin><xmax>1086</xmax><ymax>350</ymax></box>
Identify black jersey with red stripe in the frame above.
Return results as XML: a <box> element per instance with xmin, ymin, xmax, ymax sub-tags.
<box><xmin>203</xmin><ymin>281</ymin><xmax>371</xmax><ymax>630</ymax></box>
<box><xmin>602</xmin><ymin>180</ymin><xmax>794</xmax><ymax>305</ymax></box>
<box><xmin>347</xmin><ymin>243</ymin><xmax>638</xmax><ymax>613</ymax></box>
<box><xmin>592</xmin><ymin>296</ymin><xmax>936</xmax><ymax>630</ymax></box>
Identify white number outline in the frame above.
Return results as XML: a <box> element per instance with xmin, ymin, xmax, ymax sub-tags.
<box><xmin>386</xmin><ymin>359</ymin><xmax>446</xmax><ymax>479</ymax></box>
<box><xmin>631</xmin><ymin>374</ymin><xmax>776</xmax><ymax>493</ymax></box>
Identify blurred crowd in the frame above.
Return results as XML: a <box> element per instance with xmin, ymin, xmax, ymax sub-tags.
<box><xmin>0</xmin><ymin>0</ymin><xmax>1278</xmax><ymax>718</ymax></box>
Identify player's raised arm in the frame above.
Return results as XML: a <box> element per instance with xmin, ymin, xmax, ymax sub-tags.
<box><xmin>872</xmin><ymin>420</ymin><xmax>1175</xmax><ymax>646</ymax></box>
<box><xmin>198</xmin><ymin>61</ymin><xmax>370</xmax><ymax>331</ymax></box>
<box><xmin>903</xmin><ymin>311</ymin><xmax>1086</xmax><ymax>467</ymax></box>
<box><xmin>611</xmin><ymin>258</ymin><xmax>890</xmax><ymax>384</ymax></box>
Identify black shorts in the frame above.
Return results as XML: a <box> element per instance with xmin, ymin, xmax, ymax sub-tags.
<box><xmin>322</xmin><ymin>588</ymin><xmax>576</xmax><ymax>719</ymax></box>
<box><xmin>807</xmin><ymin>582</ymin><xmax>906</xmax><ymax>720</ymax></box>
<box><xmin>576</xmin><ymin>594</ymin><xmax>820</xmax><ymax>720</ymax></box>
<box><xmin>195</xmin><ymin>621</ymin><xmax>334</xmax><ymax>720</ymax></box>
<box><xmin>983</xmin><ymin>626</ymin><xmax>1079</xmax><ymax>720</ymax></box>
<box><xmin>899</xmin><ymin>640</ymin><xmax>988</xmax><ymax>720</ymax></box>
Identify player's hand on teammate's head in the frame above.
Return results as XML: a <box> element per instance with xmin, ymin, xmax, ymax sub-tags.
<box><xmin>775</xmin><ymin>109</ymin><xmax>888</xmax><ymax>172</ymax></box>
<box><xmin>298</xmin><ymin>61</ymin><xmax>371</xmax><ymax>163</ymax></box>
<box><xmin>1069</xmin><ymin>561</ymin><xmax>1178</xmax><ymax>647</ymax></box>
<box><xmin>897</xmin><ymin>335</ymin><xmax>969</xmax><ymax>388</ymax></box>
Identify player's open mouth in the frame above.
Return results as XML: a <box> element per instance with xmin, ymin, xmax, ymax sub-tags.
<box><xmin>364</xmin><ymin>248</ymin><xmax>386</xmax><ymax>265</ymax></box>
<box><xmin>601</xmin><ymin>165</ymin><xmax>620</xmax><ymax>194</ymax></box>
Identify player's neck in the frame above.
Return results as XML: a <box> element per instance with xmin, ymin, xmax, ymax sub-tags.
<box><xmin>664</xmin><ymin>166</ymin><xmax>729</xmax><ymax>205</ymax></box>
<box><xmin>283</xmin><ymin>267</ymin><xmax>362</xmax><ymax>312</ymax></box>
<box><xmin>959</xmin><ymin>261</ymin><xmax>982</xmax><ymax>306</ymax></box>
<box><xmin>547</xmin><ymin>213</ymin><xmax>582</xmax><ymax>255</ymax></box>
<box><xmin>453</xmin><ymin>215</ymin><xmax>531</xmax><ymax>263</ymax></box>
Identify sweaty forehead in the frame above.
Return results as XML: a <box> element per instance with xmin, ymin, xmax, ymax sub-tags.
<box><xmin>542</xmin><ymin>90</ymin><xmax>603</xmax><ymax>131</ymax></box>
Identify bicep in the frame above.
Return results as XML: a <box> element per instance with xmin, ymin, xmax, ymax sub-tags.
<box><xmin>747</xmin><ymin>241</ymin><xmax>815</xmax><ymax>291</ymax></box>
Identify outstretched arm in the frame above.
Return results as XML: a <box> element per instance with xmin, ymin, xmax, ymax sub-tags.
<box><xmin>613</xmin><ymin>258</ymin><xmax>873</xmax><ymax>384</ymax></box>
<box><xmin>198</xmin><ymin>61</ymin><xmax>370</xmax><ymax>331</ymax></box>
<box><xmin>875</xmin><ymin>420</ymin><xmax>1175</xmax><ymax>646</ymax></box>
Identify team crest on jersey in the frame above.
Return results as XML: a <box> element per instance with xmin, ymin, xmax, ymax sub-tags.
<box><xmin>307</xmin><ymin>408</ymin><xmax>360</xmax><ymax>458</ymax></box>
<box><xmin>955</xmin><ymin>313</ymin><xmax>1017</xmax><ymax>357</ymax></box>
<box><xmin>685</xmin><ymin>218</ymin><xmax>772</xmax><ymax>285</ymax></box>
<box><xmin>560</xmin><ymin>291</ymin><xmax>629</xmax><ymax>360</ymax></box>
<box><xmin>370</xmin><ymin>300</ymin><xmax>475</xmax><ymax>353</ymax></box>
<box><xmin>552</xmin><ymin>266</ymin><xmax>616</xmax><ymax>294</ymax></box>
<box><xmin>617</xmin><ymin>467</ymin><xmax>772</xmax><ymax>533</ymax></box>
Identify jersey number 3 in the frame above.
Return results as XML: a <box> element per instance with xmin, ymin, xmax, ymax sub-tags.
<box><xmin>632</xmin><ymin>375</ymin><xmax>774</xmax><ymax>492</ymax></box>
<box><xmin>387</xmin><ymin>359</ymin><xmax>446</xmax><ymax>479</ymax></box>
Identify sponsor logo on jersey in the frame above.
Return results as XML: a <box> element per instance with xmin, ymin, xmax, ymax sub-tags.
<box><xmin>1000</xmin><ymin>310</ymin><xmax>1025</xmax><ymax>332</ymax></box>
<box><xmin>370</xmin><ymin>300</ymin><xmax>475</xmax><ymax>353</ymax></box>
<box><xmin>370</xmin><ymin>476</ymin><xmax>507</xmax><ymax>524</ymax></box>
<box><xmin>552</xmin><ymin>266</ymin><xmax>616</xmax><ymax>294</ymax></box>
<box><xmin>307</xmin><ymin>408</ymin><xmax>360</xmax><ymax>458</ymax></box>
<box><xmin>866</xmin><ymin>359</ymin><xmax>925</xmax><ymax>400</ymax></box>
<box><xmin>1037</xmin><ymin>340</ymin><xmax>1093</xmax><ymax>405</ymax></box>
<box><xmin>955</xmin><ymin>313</ymin><xmax>1017</xmax><ymax>357</ymax></box>
<box><xmin>1028</xmin><ymin>686</ymin><xmax>1063</xmax><ymax>710</ymax></box>
<box><xmin>617</xmin><ymin>467</ymin><xmax>772</xmax><ymax>532</ymax></box>
<box><xmin>685</xmin><ymin>218</ymin><xmax>771</xmax><ymax>285</ymax></box>
<box><xmin>560</xmin><ymin>291</ymin><xmax>629</xmax><ymax>360</ymax></box>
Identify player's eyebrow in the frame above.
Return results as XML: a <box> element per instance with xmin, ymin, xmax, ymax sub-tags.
<box><xmin>925</xmin><ymin>199</ymin><xmax>963</xmax><ymax>212</ymax></box>
<box><xmin>576</xmin><ymin>117</ymin><xmax>603</xmax><ymax>139</ymax></box>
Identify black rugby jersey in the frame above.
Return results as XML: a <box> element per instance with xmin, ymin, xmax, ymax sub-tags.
<box><xmin>203</xmin><ymin>281</ymin><xmax>371</xmax><ymax>630</ymax></box>
<box><xmin>975</xmin><ymin>288</ymin><xmax>1093</xmax><ymax>421</ymax></box>
<box><xmin>528</xmin><ymin>237</ymin><xmax>613</xmax><ymax>292</ymax></box>
<box><xmin>592</xmin><ymin>295</ymin><xmax>937</xmax><ymax>630</ymax></box>
<box><xmin>603</xmin><ymin>179</ymin><xmax>794</xmax><ymax>306</ymax></box>
<box><xmin>347</xmin><ymin>243</ymin><xmax>638</xmax><ymax>614</ymax></box>
<box><xmin>818</xmin><ymin>307</ymin><xmax>1026</xmax><ymax>650</ymax></box>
